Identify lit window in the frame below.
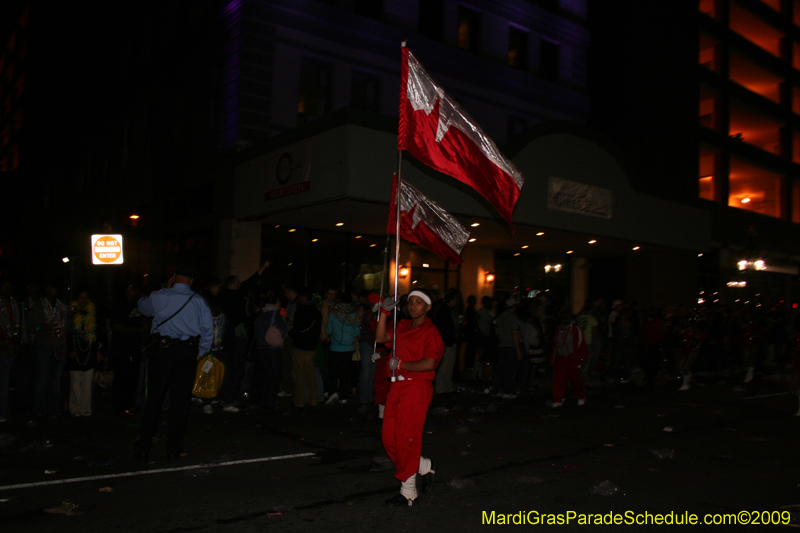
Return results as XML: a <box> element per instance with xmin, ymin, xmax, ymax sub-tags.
<box><xmin>699</xmin><ymin>0</ymin><xmax>717</xmax><ymax>18</ymax></box>
<box><xmin>699</xmin><ymin>34</ymin><xmax>720</xmax><ymax>72</ymax></box>
<box><xmin>699</xmin><ymin>85</ymin><xmax>719</xmax><ymax>129</ymax></box>
<box><xmin>729</xmin><ymin>99</ymin><xmax>784</xmax><ymax>156</ymax></box>
<box><xmin>728</xmin><ymin>157</ymin><xmax>784</xmax><ymax>218</ymax></box>
<box><xmin>508</xmin><ymin>25</ymin><xmax>528</xmax><ymax>70</ymax></box>
<box><xmin>729</xmin><ymin>3</ymin><xmax>784</xmax><ymax>58</ymax></box>
<box><xmin>458</xmin><ymin>6</ymin><xmax>481</xmax><ymax>53</ymax></box>
<box><xmin>729</xmin><ymin>51</ymin><xmax>783</xmax><ymax>103</ymax></box>
<box><xmin>699</xmin><ymin>146</ymin><xmax>719</xmax><ymax>202</ymax></box>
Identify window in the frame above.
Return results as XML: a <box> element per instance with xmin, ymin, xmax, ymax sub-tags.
<box><xmin>760</xmin><ymin>0</ymin><xmax>781</xmax><ymax>12</ymax></box>
<box><xmin>795</xmin><ymin>0</ymin><xmax>800</xmax><ymax>26</ymax></box>
<box><xmin>729</xmin><ymin>99</ymin><xmax>784</xmax><ymax>156</ymax></box>
<box><xmin>298</xmin><ymin>57</ymin><xmax>331</xmax><ymax>125</ymax></box>
<box><xmin>729</xmin><ymin>3</ymin><xmax>785</xmax><ymax>58</ymax></box>
<box><xmin>699</xmin><ymin>85</ymin><xmax>720</xmax><ymax>129</ymax></box>
<box><xmin>351</xmin><ymin>70</ymin><xmax>380</xmax><ymax>113</ymax></box>
<box><xmin>408</xmin><ymin>247</ymin><xmax>459</xmax><ymax>294</ymax></box>
<box><xmin>458</xmin><ymin>6</ymin><xmax>481</xmax><ymax>53</ymax></box>
<box><xmin>728</xmin><ymin>157</ymin><xmax>784</xmax><ymax>218</ymax></box>
<box><xmin>699</xmin><ymin>0</ymin><xmax>717</xmax><ymax>18</ymax></box>
<box><xmin>419</xmin><ymin>0</ymin><xmax>444</xmax><ymax>41</ymax></box>
<box><xmin>508</xmin><ymin>26</ymin><xmax>528</xmax><ymax>70</ymax></box>
<box><xmin>699</xmin><ymin>33</ymin><xmax>720</xmax><ymax>72</ymax></box>
<box><xmin>699</xmin><ymin>147</ymin><xmax>720</xmax><ymax>201</ymax></box>
<box><xmin>729</xmin><ymin>51</ymin><xmax>784</xmax><ymax>104</ymax></box>
<box><xmin>539</xmin><ymin>39</ymin><xmax>560</xmax><ymax>81</ymax></box>
<box><xmin>794</xmin><ymin>86</ymin><xmax>800</xmax><ymax>114</ymax></box>
<box><xmin>793</xmin><ymin>181</ymin><xmax>800</xmax><ymax>222</ymax></box>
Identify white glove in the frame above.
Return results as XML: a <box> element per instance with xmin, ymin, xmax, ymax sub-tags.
<box><xmin>374</xmin><ymin>297</ymin><xmax>397</xmax><ymax>316</ymax></box>
<box><xmin>371</xmin><ymin>352</ymin><xmax>381</xmax><ymax>363</ymax></box>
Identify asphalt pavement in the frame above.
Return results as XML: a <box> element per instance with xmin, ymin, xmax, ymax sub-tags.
<box><xmin>1</xmin><ymin>367</ymin><xmax>799</xmax><ymax>532</ymax></box>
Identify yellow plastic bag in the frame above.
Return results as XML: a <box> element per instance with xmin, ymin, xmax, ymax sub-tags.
<box><xmin>192</xmin><ymin>354</ymin><xmax>225</xmax><ymax>399</ymax></box>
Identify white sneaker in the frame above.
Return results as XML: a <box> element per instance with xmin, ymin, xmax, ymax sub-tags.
<box><xmin>678</xmin><ymin>373</ymin><xmax>691</xmax><ymax>391</ymax></box>
<box><xmin>501</xmin><ymin>393</ymin><xmax>518</xmax><ymax>400</ymax></box>
<box><xmin>546</xmin><ymin>400</ymin><xmax>563</xmax><ymax>408</ymax></box>
<box><xmin>577</xmin><ymin>398</ymin><xmax>586</xmax><ymax>406</ymax></box>
<box><xmin>325</xmin><ymin>392</ymin><xmax>340</xmax><ymax>405</ymax></box>
<box><xmin>223</xmin><ymin>405</ymin><xmax>240</xmax><ymax>413</ymax></box>
<box><xmin>203</xmin><ymin>405</ymin><xmax>213</xmax><ymax>415</ymax></box>
<box><xmin>277</xmin><ymin>391</ymin><xmax>292</xmax><ymax>397</ymax></box>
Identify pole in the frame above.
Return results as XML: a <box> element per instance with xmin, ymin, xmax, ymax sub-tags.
<box><xmin>373</xmin><ymin>234</ymin><xmax>391</xmax><ymax>356</ymax></box>
<box><xmin>391</xmin><ymin>152</ymin><xmax>404</xmax><ymax>382</ymax></box>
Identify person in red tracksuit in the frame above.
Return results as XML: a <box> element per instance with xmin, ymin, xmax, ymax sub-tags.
<box><xmin>549</xmin><ymin>308</ymin><xmax>588</xmax><ymax>407</ymax></box>
<box><xmin>374</xmin><ymin>289</ymin><xmax>444</xmax><ymax>507</ymax></box>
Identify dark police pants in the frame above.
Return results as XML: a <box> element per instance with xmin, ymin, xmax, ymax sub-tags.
<box><xmin>135</xmin><ymin>342</ymin><xmax>197</xmax><ymax>456</ymax></box>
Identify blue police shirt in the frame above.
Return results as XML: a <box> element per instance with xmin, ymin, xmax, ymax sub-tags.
<box><xmin>138</xmin><ymin>283</ymin><xmax>214</xmax><ymax>356</ymax></box>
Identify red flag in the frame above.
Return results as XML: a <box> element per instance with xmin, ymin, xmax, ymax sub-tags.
<box><xmin>388</xmin><ymin>174</ymin><xmax>470</xmax><ymax>264</ymax></box>
<box><xmin>399</xmin><ymin>46</ymin><xmax>524</xmax><ymax>226</ymax></box>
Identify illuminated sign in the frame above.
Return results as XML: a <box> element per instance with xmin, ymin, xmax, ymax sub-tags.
<box><xmin>91</xmin><ymin>234</ymin><xmax>124</xmax><ymax>265</ymax></box>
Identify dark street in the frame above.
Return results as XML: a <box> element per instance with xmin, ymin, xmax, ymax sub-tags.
<box><xmin>1</xmin><ymin>370</ymin><xmax>798</xmax><ymax>532</ymax></box>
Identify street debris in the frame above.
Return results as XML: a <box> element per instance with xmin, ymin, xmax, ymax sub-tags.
<box><xmin>0</xmin><ymin>433</ymin><xmax>15</xmax><ymax>449</ymax></box>
<box><xmin>448</xmin><ymin>477</ymin><xmax>475</xmax><ymax>489</ymax></box>
<box><xmin>589</xmin><ymin>480</ymin><xmax>619</xmax><ymax>496</ymax></box>
<box><xmin>44</xmin><ymin>501</ymin><xmax>82</xmax><ymax>516</ymax></box>
<box><xmin>21</xmin><ymin>439</ymin><xmax>54</xmax><ymax>452</ymax></box>
<box><xmin>649</xmin><ymin>449</ymin><xmax>675</xmax><ymax>459</ymax></box>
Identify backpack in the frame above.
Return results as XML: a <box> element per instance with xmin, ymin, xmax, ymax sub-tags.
<box><xmin>264</xmin><ymin>311</ymin><xmax>283</xmax><ymax>347</ymax></box>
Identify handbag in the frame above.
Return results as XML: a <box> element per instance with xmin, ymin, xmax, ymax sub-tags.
<box><xmin>192</xmin><ymin>354</ymin><xmax>225</xmax><ymax>399</ymax></box>
<box><xmin>265</xmin><ymin>311</ymin><xmax>283</xmax><ymax>347</ymax></box>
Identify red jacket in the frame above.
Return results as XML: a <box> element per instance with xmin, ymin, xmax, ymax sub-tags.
<box><xmin>551</xmin><ymin>321</ymin><xmax>588</xmax><ymax>365</ymax></box>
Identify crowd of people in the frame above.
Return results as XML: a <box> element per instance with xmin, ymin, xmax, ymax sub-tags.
<box><xmin>1</xmin><ymin>270</ymin><xmax>799</xmax><ymax>427</ymax></box>
<box><xmin>2</xmin><ymin>274</ymin><xmax>800</xmax><ymax>423</ymax></box>
<box><xmin>1</xmin><ymin>261</ymin><xmax>800</xmax><ymax>505</ymax></box>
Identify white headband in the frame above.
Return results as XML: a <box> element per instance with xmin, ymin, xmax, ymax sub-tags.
<box><xmin>408</xmin><ymin>290</ymin><xmax>432</xmax><ymax>305</ymax></box>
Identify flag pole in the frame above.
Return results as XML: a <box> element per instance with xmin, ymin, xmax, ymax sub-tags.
<box><xmin>391</xmin><ymin>151</ymin><xmax>403</xmax><ymax>382</ymax></box>
<box><xmin>373</xmin><ymin>233</ymin><xmax>391</xmax><ymax>357</ymax></box>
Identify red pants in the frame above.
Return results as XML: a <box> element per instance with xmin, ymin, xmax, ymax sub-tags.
<box><xmin>552</xmin><ymin>356</ymin><xmax>585</xmax><ymax>402</ymax></box>
<box><xmin>382</xmin><ymin>380</ymin><xmax>433</xmax><ymax>481</ymax></box>
<box><xmin>373</xmin><ymin>353</ymin><xmax>391</xmax><ymax>406</ymax></box>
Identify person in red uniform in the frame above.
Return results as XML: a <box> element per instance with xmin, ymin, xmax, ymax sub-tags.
<box><xmin>549</xmin><ymin>308</ymin><xmax>588</xmax><ymax>407</ymax></box>
<box><xmin>375</xmin><ymin>289</ymin><xmax>444</xmax><ymax>507</ymax></box>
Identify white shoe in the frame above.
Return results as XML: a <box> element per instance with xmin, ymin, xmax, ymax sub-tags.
<box><xmin>325</xmin><ymin>392</ymin><xmax>340</xmax><ymax>405</ymax></box>
<box><xmin>203</xmin><ymin>405</ymin><xmax>213</xmax><ymax>415</ymax></box>
<box><xmin>678</xmin><ymin>373</ymin><xmax>691</xmax><ymax>391</ymax></box>
<box><xmin>546</xmin><ymin>400</ymin><xmax>563</xmax><ymax>408</ymax></box>
<box><xmin>277</xmin><ymin>391</ymin><xmax>292</xmax><ymax>397</ymax></box>
<box><xmin>501</xmin><ymin>393</ymin><xmax>517</xmax><ymax>400</ymax></box>
<box><xmin>744</xmin><ymin>367</ymin><xmax>754</xmax><ymax>383</ymax></box>
<box><xmin>577</xmin><ymin>398</ymin><xmax>586</xmax><ymax>406</ymax></box>
<box><xmin>223</xmin><ymin>405</ymin><xmax>240</xmax><ymax>413</ymax></box>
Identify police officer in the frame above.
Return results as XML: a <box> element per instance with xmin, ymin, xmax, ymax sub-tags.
<box><xmin>134</xmin><ymin>259</ymin><xmax>213</xmax><ymax>463</ymax></box>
